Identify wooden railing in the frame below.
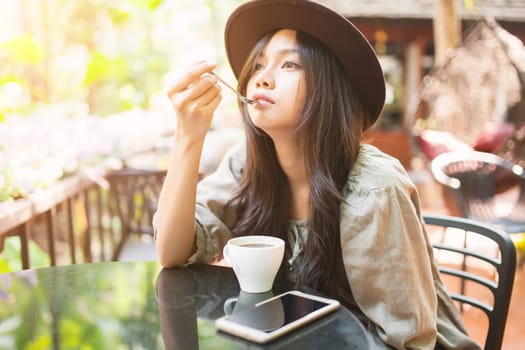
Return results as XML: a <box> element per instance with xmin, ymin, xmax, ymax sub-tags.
<box><xmin>0</xmin><ymin>168</ymin><xmax>120</xmax><ymax>270</ymax></box>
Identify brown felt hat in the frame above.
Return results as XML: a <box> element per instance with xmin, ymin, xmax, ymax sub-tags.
<box><xmin>225</xmin><ymin>0</ymin><xmax>386</xmax><ymax>129</ymax></box>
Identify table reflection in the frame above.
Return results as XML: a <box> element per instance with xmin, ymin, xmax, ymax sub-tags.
<box><xmin>0</xmin><ymin>261</ymin><xmax>163</xmax><ymax>349</ymax></box>
<box><xmin>156</xmin><ymin>264</ymin><xmax>239</xmax><ymax>349</ymax></box>
<box><xmin>1</xmin><ymin>261</ymin><xmax>383</xmax><ymax>350</ymax></box>
<box><xmin>156</xmin><ymin>264</ymin><xmax>382</xmax><ymax>350</ymax></box>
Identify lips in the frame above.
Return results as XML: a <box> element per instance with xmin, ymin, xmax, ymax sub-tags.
<box><xmin>252</xmin><ymin>93</ymin><xmax>275</xmax><ymax>105</ymax></box>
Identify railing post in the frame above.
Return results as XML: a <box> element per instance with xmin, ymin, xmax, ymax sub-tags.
<box><xmin>67</xmin><ymin>197</ymin><xmax>77</xmax><ymax>264</ymax></box>
<box><xmin>20</xmin><ymin>223</ymin><xmax>31</xmax><ymax>269</ymax></box>
<box><xmin>46</xmin><ymin>207</ymin><xmax>58</xmax><ymax>266</ymax></box>
<box><xmin>83</xmin><ymin>188</ymin><xmax>93</xmax><ymax>263</ymax></box>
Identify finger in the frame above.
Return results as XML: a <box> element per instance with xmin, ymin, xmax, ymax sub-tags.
<box><xmin>200</xmin><ymin>93</ymin><xmax>222</xmax><ymax>116</ymax></box>
<box><xmin>176</xmin><ymin>93</ymin><xmax>221</xmax><ymax>129</ymax></box>
<box><xmin>172</xmin><ymin>81</ymin><xmax>221</xmax><ymax>114</ymax></box>
<box><xmin>167</xmin><ymin>61</ymin><xmax>217</xmax><ymax>95</ymax></box>
<box><xmin>180</xmin><ymin>73</ymin><xmax>219</xmax><ymax>102</ymax></box>
<box><xmin>169</xmin><ymin>75</ymin><xmax>219</xmax><ymax>109</ymax></box>
<box><xmin>199</xmin><ymin>83</ymin><xmax>222</xmax><ymax>106</ymax></box>
<box><xmin>184</xmin><ymin>85</ymin><xmax>222</xmax><ymax>117</ymax></box>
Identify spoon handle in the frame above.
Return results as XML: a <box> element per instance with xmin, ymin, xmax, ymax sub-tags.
<box><xmin>210</xmin><ymin>72</ymin><xmax>256</xmax><ymax>104</ymax></box>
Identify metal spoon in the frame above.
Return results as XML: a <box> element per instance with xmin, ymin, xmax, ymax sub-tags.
<box><xmin>210</xmin><ymin>72</ymin><xmax>257</xmax><ymax>105</ymax></box>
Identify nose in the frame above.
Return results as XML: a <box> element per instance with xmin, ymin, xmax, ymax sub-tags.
<box><xmin>255</xmin><ymin>69</ymin><xmax>274</xmax><ymax>89</ymax></box>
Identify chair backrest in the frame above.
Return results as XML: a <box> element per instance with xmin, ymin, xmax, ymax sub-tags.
<box><xmin>423</xmin><ymin>214</ymin><xmax>516</xmax><ymax>350</ymax></box>
<box><xmin>108</xmin><ymin>168</ymin><xmax>166</xmax><ymax>236</ymax></box>
<box><xmin>430</xmin><ymin>150</ymin><xmax>525</xmax><ymax>233</ymax></box>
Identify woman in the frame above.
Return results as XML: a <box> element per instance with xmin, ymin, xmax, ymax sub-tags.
<box><xmin>155</xmin><ymin>0</ymin><xmax>480</xmax><ymax>348</ymax></box>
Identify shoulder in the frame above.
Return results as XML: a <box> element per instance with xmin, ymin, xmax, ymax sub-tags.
<box><xmin>197</xmin><ymin>140</ymin><xmax>245</xmax><ymax>192</ymax></box>
<box><xmin>225</xmin><ymin>140</ymin><xmax>246</xmax><ymax>160</ymax></box>
<box><xmin>345</xmin><ymin>144</ymin><xmax>415</xmax><ymax>196</ymax></box>
<box><xmin>221</xmin><ymin>140</ymin><xmax>245</xmax><ymax>181</ymax></box>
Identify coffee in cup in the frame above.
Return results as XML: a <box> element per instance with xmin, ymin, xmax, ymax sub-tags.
<box><xmin>223</xmin><ymin>235</ymin><xmax>285</xmax><ymax>293</ymax></box>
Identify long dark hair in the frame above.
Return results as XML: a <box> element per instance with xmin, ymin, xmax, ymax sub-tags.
<box><xmin>229</xmin><ymin>30</ymin><xmax>367</xmax><ymax>303</ymax></box>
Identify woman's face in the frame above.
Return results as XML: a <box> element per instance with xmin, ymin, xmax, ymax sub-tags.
<box><xmin>246</xmin><ymin>29</ymin><xmax>307</xmax><ymax>137</ymax></box>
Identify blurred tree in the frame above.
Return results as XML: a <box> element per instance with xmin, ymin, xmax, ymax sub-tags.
<box><xmin>0</xmin><ymin>0</ymin><xmax>246</xmax><ymax>118</ymax></box>
<box><xmin>0</xmin><ymin>0</ymin><xmax>245</xmax><ymax>118</ymax></box>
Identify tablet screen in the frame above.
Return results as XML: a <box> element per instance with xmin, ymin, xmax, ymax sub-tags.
<box><xmin>228</xmin><ymin>293</ymin><xmax>330</xmax><ymax>332</ymax></box>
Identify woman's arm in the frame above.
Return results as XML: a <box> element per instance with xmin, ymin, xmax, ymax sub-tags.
<box><xmin>155</xmin><ymin>61</ymin><xmax>222</xmax><ymax>267</ymax></box>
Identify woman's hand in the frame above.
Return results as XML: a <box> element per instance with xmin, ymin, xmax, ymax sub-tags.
<box><xmin>157</xmin><ymin>61</ymin><xmax>221</xmax><ymax>267</ymax></box>
<box><xmin>167</xmin><ymin>61</ymin><xmax>222</xmax><ymax>143</ymax></box>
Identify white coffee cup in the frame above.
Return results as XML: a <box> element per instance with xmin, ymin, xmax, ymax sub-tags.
<box><xmin>223</xmin><ymin>235</ymin><xmax>285</xmax><ymax>293</ymax></box>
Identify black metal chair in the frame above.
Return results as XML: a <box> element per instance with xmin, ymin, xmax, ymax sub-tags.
<box><xmin>431</xmin><ymin>150</ymin><xmax>525</xmax><ymax>234</ymax></box>
<box><xmin>423</xmin><ymin>214</ymin><xmax>516</xmax><ymax>350</ymax></box>
<box><xmin>107</xmin><ymin>168</ymin><xmax>166</xmax><ymax>260</ymax></box>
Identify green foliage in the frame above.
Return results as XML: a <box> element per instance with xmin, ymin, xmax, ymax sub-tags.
<box><xmin>21</xmin><ymin>335</ymin><xmax>52</xmax><ymax>350</ymax></box>
<box><xmin>0</xmin><ymin>35</ymin><xmax>44</xmax><ymax>65</ymax></box>
<box><xmin>59</xmin><ymin>319</ymin><xmax>105</xmax><ymax>349</ymax></box>
<box><xmin>0</xmin><ymin>0</ymin><xmax>246</xmax><ymax>118</ymax></box>
<box><xmin>107</xmin><ymin>7</ymin><xmax>130</xmax><ymax>25</ymax></box>
<box><xmin>84</xmin><ymin>52</ymin><xmax>129</xmax><ymax>85</ymax></box>
<box><xmin>0</xmin><ymin>76</ymin><xmax>26</xmax><ymax>86</ymax></box>
<box><xmin>0</xmin><ymin>176</ymin><xmax>13</xmax><ymax>202</ymax></box>
<box><xmin>131</xmin><ymin>0</ymin><xmax>164</xmax><ymax>10</ymax></box>
<box><xmin>0</xmin><ymin>0</ymin><xmax>174</xmax><ymax>117</ymax></box>
<box><xmin>516</xmin><ymin>234</ymin><xmax>525</xmax><ymax>256</ymax></box>
<box><xmin>0</xmin><ymin>238</ymin><xmax>49</xmax><ymax>273</ymax></box>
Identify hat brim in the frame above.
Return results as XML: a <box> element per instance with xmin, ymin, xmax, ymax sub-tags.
<box><xmin>225</xmin><ymin>0</ymin><xmax>385</xmax><ymax>129</ymax></box>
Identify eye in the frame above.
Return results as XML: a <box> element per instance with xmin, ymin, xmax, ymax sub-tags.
<box><xmin>282</xmin><ymin>61</ymin><xmax>301</xmax><ymax>69</ymax></box>
<box><xmin>253</xmin><ymin>63</ymin><xmax>264</xmax><ymax>71</ymax></box>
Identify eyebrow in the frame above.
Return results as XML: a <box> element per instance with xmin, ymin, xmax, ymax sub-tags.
<box><xmin>258</xmin><ymin>48</ymin><xmax>300</xmax><ymax>59</ymax></box>
<box><xmin>278</xmin><ymin>49</ymin><xmax>299</xmax><ymax>55</ymax></box>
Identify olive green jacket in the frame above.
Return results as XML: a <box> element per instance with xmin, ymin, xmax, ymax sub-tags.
<box><xmin>185</xmin><ymin>143</ymin><xmax>480</xmax><ymax>350</ymax></box>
